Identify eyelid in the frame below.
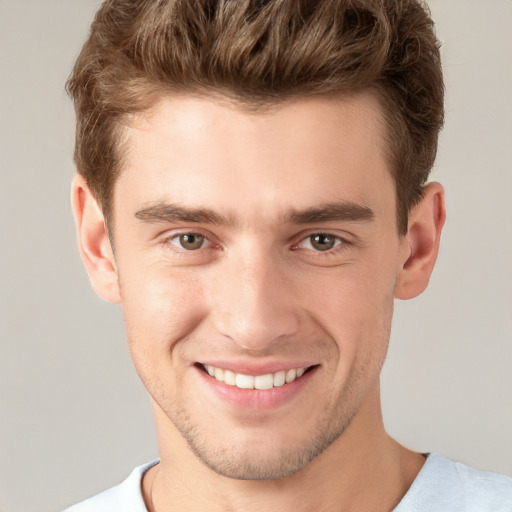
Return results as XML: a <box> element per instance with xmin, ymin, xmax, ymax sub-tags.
<box><xmin>293</xmin><ymin>229</ymin><xmax>350</xmax><ymax>243</ymax></box>
<box><xmin>291</xmin><ymin>230</ymin><xmax>352</xmax><ymax>255</ymax></box>
<box><xmin>159</xmin><ymin>228</ymin><xmax>353</xmax><ymax>256</ymax></box>
<box><xmin>161</xmin><ymin>229</ymin><xmax>218</xmax><ymax>251</ymax></box>
<box><xmin>297</xmin><ymin>234</ymin><xmax>342</xmax><ymax>250</ymax></box>
<box><xmin>170</xmin><ymin>232</ymin><xmax>210</xmax><ymax>250</ymax></box>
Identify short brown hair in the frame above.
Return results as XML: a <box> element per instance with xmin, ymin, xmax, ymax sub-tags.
<box><xmin>67</xmin><ymin>0</ymin><xmax>444</xmax><ymax>234</ymax></box>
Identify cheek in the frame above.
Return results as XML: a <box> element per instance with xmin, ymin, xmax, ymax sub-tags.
<box><xmin>301</xmin><ymin>255</ymin><xmax>397</xmax><ymax>361</ymax></box>
<box><xmin>119</xmin><ymin>266</ymin><xmax>208</xmax><ymax>366</ymax></box>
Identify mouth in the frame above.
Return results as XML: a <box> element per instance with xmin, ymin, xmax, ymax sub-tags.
<box><xmin>198</xmin><ymin>363</ymin><xmax>315</xmax><ymax>390</ymax></box>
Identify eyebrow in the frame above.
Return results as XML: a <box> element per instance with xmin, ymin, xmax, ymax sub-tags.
<box><xmin>135</xmin><ymin>203</ymin><xmax>232</xmax><ymax>225</ymax></box>
<box><xmin>286</xmin><ymin>202</ymin><xmax>374</xmax><ymax>224</ymax></box>
<box><xmin>134</xmin><ymin>201</ymin><xmax>374</xmax><ymax>226</ymax></box>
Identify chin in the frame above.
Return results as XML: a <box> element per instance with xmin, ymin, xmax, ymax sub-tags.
<box><xmin>174</xmin><ymin>411</ymin><xmax>351</xmax><ymax>481</ymax></box>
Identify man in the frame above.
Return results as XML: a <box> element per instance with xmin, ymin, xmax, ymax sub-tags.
<box><xmin>64</xmin><ymin>0</ymin><xmax>512</xmax><ymax>510</ymax></box>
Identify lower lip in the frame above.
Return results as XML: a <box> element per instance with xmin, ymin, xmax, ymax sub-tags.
<box><xmin>194</xmin><ymin>365</ymin><xmax>318</xmax><ymax>410</ymax></box>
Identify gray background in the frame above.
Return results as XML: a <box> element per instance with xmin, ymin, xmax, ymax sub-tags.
<box><xmin>0</xmin><ymin>1</ymin><xmax>511</xmax><ymax>511</ymax></box>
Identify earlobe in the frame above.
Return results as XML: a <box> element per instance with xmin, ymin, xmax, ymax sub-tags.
<box><xmin>395</xmin><ymin>182</ymin><xmax>446</xmax><ymax>300</ymax></box>
<box><xmin>71</xmin><ymin>174</ymin><xmax>121</xmax><ymax>303</ymax></box>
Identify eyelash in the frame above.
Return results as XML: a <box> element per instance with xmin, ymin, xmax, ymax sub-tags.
<box><xmin>165</xmin><ymin>232</ymin><xmax>214</xmax><ymax>252</ymax></box>
<box><xmin>294</xmin><ymin>233</ymin><xmax>345</xmax><ymax>253</ymax></box>
<box><xmin>162</xmin><ymin>230</ymin><xmax>350</xmax><ymax>257</ymax></box>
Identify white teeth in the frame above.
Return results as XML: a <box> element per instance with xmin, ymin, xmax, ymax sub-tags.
<box><xmin>235</xmin><ymin>373</ymin><xmax>254</xmax><ymax>389</ymax></box>
<box><xmin>273</xmin><ymin>370</ymin><xmax>286</xmax><ymax>387</ymax></box>
<box><xmin>203</xmin><ymin>365</ymin><xmax>309</xmax><ymax>389</ymax></box>
<box><xmin>224</xmin><ymin>370</ymin><xmax>236</xmax><ymax>386</ymax></box>
<box><xmin>254</xmin><ymin>374</ymin><xmax>273</xmax><ymax>390</ymax></box>
<box><xmin>214</xmin><ymin>367</ymin><xmax>224</xmax><ymax>381</ymax></box>
<box><xmin>285</xmin><ymin>369</ymin><xmax>297</xmax><ymax>383</ymax></box>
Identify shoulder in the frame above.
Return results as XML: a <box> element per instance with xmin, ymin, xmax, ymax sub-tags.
<box><xmin>395</xmin><ymin>453</ymin><xmax>512</xmax><ymax>512</ymax></box>
<box><xmin>453</xmin><ymin>457</ymin><xmax>512</xmax><ymax>511</ymax></box>
<box><xmin>62</xmin><ymin>460</ymin><xmax>158</xmax><ymax>512</ymax></box>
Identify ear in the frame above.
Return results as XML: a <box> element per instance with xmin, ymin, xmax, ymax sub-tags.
<box><xmin>71</xmin><ymin>174</ymin><xmax>121</xmax><ymax>303</ymax></box>
<box><xmin>395</xmin><ymin>182</ymin><xmax>446</xmax><ymax>300</ymax></box>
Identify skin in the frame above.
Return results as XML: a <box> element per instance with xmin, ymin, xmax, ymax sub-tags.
<box><xmin>72</xmin><ymin>93</ymin><xmax>445</xmax><ymax>512</ymax></box>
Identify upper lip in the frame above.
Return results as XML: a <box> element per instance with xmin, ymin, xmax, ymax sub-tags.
<box><xmin>197</xmin><ymin>360</ymin><xmax>316</xmax><ymax>375</ymax></box>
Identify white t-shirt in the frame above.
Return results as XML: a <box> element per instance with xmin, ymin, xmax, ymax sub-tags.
<box><xmin>63</xmin><ymin>453</ymin><xmax>512</xmax><ymax>512</ymax></box>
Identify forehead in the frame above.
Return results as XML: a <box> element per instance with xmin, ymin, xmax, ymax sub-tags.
<box><xmin>115</xmin><ymin>93</ymin><xmax>395</xmax><ymax>225</ymax></box>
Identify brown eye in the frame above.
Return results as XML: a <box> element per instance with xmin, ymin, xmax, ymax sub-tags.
<box><xmin>310</xmin><ymin>234</ymin><xmax>336</xmax><ymax>251</ymax></box>
<box><xmin>171</xmin><ymin>233</ymin><xmax>207</xmax><ymax>250</ymax></box>
<box><xmin>298</xmin><ymin>233</ymin><xmax>342</xmax><ymax>252</ymax></box>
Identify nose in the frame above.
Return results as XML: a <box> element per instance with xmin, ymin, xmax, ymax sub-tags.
<box><xmin>209</xmin><ymin>247</ymin><xmax>301</xmax><ymax>351</ymax></box>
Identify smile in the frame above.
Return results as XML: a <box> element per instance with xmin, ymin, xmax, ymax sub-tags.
<box><xmin>202</xmin><ymin>364</ymin><xmax>309</xmax><ymax>390</ymax></box>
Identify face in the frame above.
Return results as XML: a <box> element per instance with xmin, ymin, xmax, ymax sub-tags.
<box><xmin>110</xmin><ymin>94</ymin><xmax>407</xmax><ymax>479</ymax></box>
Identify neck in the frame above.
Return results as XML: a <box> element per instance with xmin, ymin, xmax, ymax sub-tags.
<box><xmin>143</xmin><ymin>385</ymin><xmax>425</xmax><ymax>512</ymax></box>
